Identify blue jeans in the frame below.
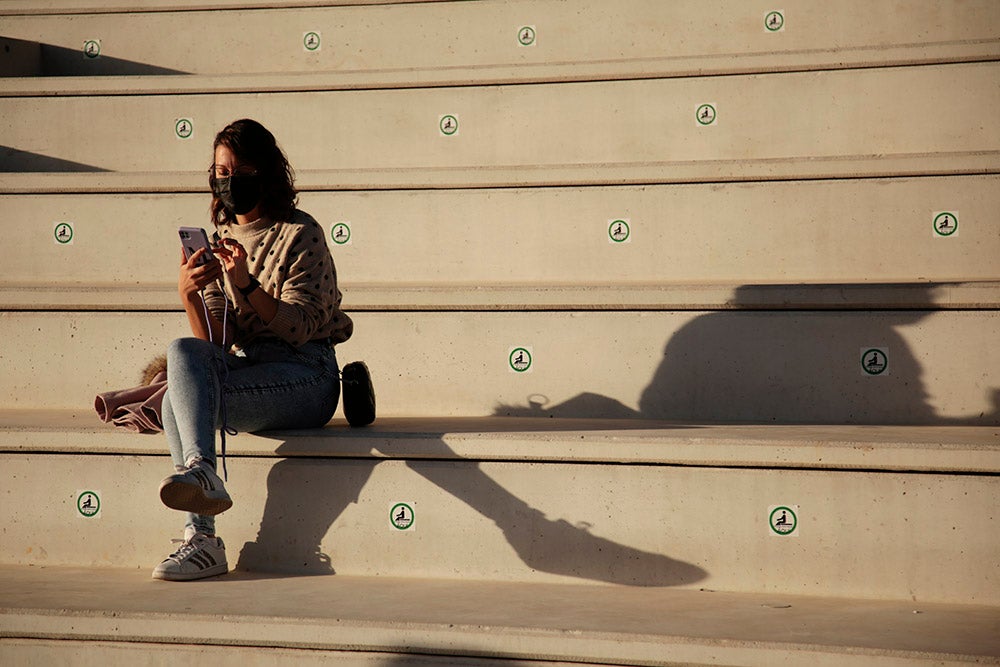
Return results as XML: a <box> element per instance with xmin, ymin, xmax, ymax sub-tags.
<box><xmin>162</xmin><ymin>337</ymin><xmax>340</xmax><ymax>536</ymax></box>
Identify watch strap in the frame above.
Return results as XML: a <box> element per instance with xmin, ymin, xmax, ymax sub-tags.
<box><xmin>237</xmin><ymin>276</ymin><xmax>260</xmax><ymax>297</ymax></box>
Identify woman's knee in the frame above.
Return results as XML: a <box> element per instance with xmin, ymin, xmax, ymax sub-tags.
<box><xmin>167</xmin><ymin>337</ymin><xmax>214</xmax><ymax>366</ymax></box>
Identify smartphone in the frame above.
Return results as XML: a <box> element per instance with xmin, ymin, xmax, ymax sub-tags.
<box><xmin>178</xmin><ymin>227</ymin><xmax>215</xmax><ymax>266</ymax></box>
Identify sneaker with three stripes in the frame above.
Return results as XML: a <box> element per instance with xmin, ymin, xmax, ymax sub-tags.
<box><xmin>152</xmin><ymin>531</ymin><xmax>228</xmax><ymax>581</ymax></box>
<box><xmin>159</xmin><ymin>457</ymin><xmax>233</xmax><ymax>516</ymax></box>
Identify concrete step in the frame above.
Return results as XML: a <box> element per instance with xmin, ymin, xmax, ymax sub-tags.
<box><xmin>0</xmin><ymin>0</ymin><xmax>437</xmax><ymax>13</ymax></box>
<box><xmin>4</xmin><ymin>177</ymin><xmax>999</xmax><ymax>310</ymax></box>
<box><xmin>1</xmin><ymin>413</ymin><xmax>998</xmax><ymax>601</ymax></box>
<box><xmin>2</xmin><ymin>310</ymin><xmax>998</xmax><ymax>424</ymax></box>
<box><xmin>2</xmin><ymin>63</ymin><xmax>997</xmax><ymax>176</ymax></box>
<box><xmin>5</xmin><ymin>153</ymin><xmax>998</xmax><ymax>192</ymax></box>
<box><xmin>6</xmin><ymin>412</ymin><xmax>999</xmax><ymax>472</ymax></box>
<box><xmin>2</xmin><ymin>566</ymin><xmax>998</xmax><ymax>666</ymax></box>
<box><xmin>7</xmin><ymin>282</ymin><xmax>1000</xmax><ymax>313</ymax></box>
<box><xmin>2</xmin><ymin>0</ymin><xmax>996</xmax><ymax>80</ymax></box>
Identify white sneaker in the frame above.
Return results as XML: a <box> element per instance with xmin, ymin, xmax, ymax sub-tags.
<box><xmin>152</xmin><ymin>533</ymin><xmax>228</xmax><ymax>581</ymax></box>
<box><xmin>159</xmin><ymin>457</ymin><xmax>232</xmax><ymax>516</ymax></box>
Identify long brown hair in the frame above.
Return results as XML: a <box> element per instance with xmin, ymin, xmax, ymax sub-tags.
<box><xmin>209</xmin><ymin>119</ymin><xmax>297</xmax><ymax>226</ymax></box>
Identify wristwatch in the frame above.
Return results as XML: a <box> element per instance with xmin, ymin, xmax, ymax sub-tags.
<box><xmin>238</xmin><ymin>276</ymin><xmax>260</xmax><ymax>297</ymax></box>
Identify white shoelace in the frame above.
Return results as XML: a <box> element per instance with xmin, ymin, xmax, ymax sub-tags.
<box><xmin>167</xmin><ymin>538</ymin><xmax>198</xmax><ymax>562</ymax></box>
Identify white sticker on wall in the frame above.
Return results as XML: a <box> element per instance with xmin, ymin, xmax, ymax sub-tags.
<box><xmin>518</xmin><ymin>26</ymin><xmax>537</xmax><ymax>47</ymax></box>
<box><xmin>769</xmin><ymin>505</ymin><xmax>798</xmax><ymax>536</ymax></box>
<box><xmin>175</xmin><ymin>118</ymin><xmax>194</xmax><ymax>140</ymax></box>
<box><xmin>390</xmin><ymin>502</ymin><xmax>415</xmax><ymax>531</ymax></box>
<box><xmin>53</xmin><ymin>222</ymin><xmax>75</xmax><ymax>245</ymax></box>
<box><xmin>83</xmin><ymin>39</ymin><xmax>101</xmax><ymax>59</ymax></box>
<box><xmin>439</xmin><ymin>114</ymin><xmax>459</xmax><ymax>136</ymax></box>
<box><xmin>330</xmin><ymin>222</ymin><xmax>352</xmax><ymax>246</ymax></box>
<box><xmin>932</xmin><ymin>211</ymin><xmax>959</xmax><ymax>238</ymax></box>
<box><xmin>303</xmin><ymin>31</ymin><xmax>321</xmax><ymax>52</ymax></box>
<box><xmin>77</xmin><ymin>490</ymin><xmax>102</xmax><ymax>519</ymax></box>
<box><xmin>608</xmin><ymin>218</ymin><xmax>631</xmax><ymax>244</ymax></box>
<box><xmin>764</xmin><ymin>11</ymin><xmax>785</xmax><ymax>32</ymax></box>
<box><xmin>861</xmin><ymin>347</ymin><xmax>888</xmax><ymax>376</ymax></box>
<box><xmin>509</xmin><ymin>346</ymin><xmax>533</xmax><ymax>373</ymax></box>
<box><xmin>696</xmin><ymin>103</ymin><xmax>717</xmax><ymax>126</ymax></box>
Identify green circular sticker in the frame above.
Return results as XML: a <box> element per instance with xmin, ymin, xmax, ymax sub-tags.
<box><xmin>175</xmin><ymin>118</ymin><xmax>193</xmax><ymax>140</ymax></box>
<box><xmin>933</xmin><ymin>212</ymin><xmax>958</xmax><ymax>237</ymax></box>
<box><xmin>509</xmin><ymin>347</ymin><xmax>532</xmax><ymax>373</ymax></box>
<box><xmin>440</xmin><ymin>115</ymin><xmax>459</xmax><ymax>136</ymax></box>
<box><xmin>83</xmin><ymin>40</ymin><xmax>101</xmax><ymax>58</ymax></box>
<box><xmin>518</xmin><ymin>26</ymin><xmax>536</xmax><ymax>46</ymax></box>
<box><xmin>391</xmin><ymin>503</ymin><xmax>414</xmax><ymax>530</ymax></box>
<box><xmin>78</xmin><ymin>491</ymin><xmax>100</xmax><ymax>518</ymax></box>
<box><xmin>696</xmin><ymin>104</ymin><xmax>717</xmax><ymax>125</ymax></box>
<box><xmin>54</xmin><ymin>222</ymin><xmax>74</xmax><ymax>245</ymax></box>
<box><xmin>769</xmin><ymin>506</ymin><xmax>796</xmax><ymax>535</ymax></box>
<box><xmin>765</xmin><ymin>11</ymin><xmax>785</xmax><ymax>32</ymax></box>
<box><xmin>331</xmin><ymin>223</ymin><xmax>351</xmax><ymax>245</ymax></box>
<box><xmin>303</xmin><ymin>31</ymin><xmax>321</xmax><ymax>52</ymax></box>
<box><xmin>609</xmin><ymin>219</ymin><xmax>630</xmax><ymax>243</ymax></box>
<box><xmin>862</xmin><ymin>348</ymin><xmax>888</xmax><ymax>376</ymax></box>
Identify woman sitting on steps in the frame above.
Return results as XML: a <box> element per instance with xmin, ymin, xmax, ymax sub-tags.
<box><xmin>153</xmin><ymin>118</ymin><xmax>353</xmax><ymax>581</ymax></box>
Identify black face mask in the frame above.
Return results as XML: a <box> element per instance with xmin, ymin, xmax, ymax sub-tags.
<box><xmin>212</xmin><ymin>173</ymin><xmax>262</xmax><ymax>215</ymax></box>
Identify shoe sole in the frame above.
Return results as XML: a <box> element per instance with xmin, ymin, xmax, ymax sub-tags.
<box><xmin>159</xmin><ymin>479</ymin><xmax>233</xmax><ymax>516</ymax></box>
<box><xmin>152</xmin><ymin>563</ymin><xmax>228</xmax><ymax>581</ymax></box>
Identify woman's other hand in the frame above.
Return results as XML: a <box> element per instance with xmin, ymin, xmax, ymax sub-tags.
<box><xmin>214</xmin><ymin>238</ymin><xmax>252</xmax><ymax>290</ymax></box>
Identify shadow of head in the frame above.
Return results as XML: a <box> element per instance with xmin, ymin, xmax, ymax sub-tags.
<box><xmin>639</xmin><ymin>283</ymin><xmax>947</xmax><ymax>424</ymax></box>
<box><xmin>496</xmin><ymin>283</ymin><xmax>979</xmax><ymax>424</ymax></box>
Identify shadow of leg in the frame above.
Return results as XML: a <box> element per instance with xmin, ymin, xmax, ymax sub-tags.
<box><xmin>237</xmin><ymin>458</ymin><xmax>378</xmax><ymax>574</ymax></box>
<box><xmin>407</xmin><ymin>449</ymin><xmax>706</xmax><ymax>587</ymax></box>
<box><xmin>498</xmin><ymin>505</ymin><xmax>707</xmax><ymax>587</ymax></box>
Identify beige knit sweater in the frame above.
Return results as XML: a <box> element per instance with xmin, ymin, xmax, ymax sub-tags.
<box><xmin>204</xmin><ymin>209</ymin><xmax>353</xmax><ymax>348</ymax></box>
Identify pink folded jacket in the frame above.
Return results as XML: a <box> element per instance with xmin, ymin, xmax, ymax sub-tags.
<box><xmin>94</xmin><ymin>371</ymin><xmax>167</xmax><ymax>434</ymax></box>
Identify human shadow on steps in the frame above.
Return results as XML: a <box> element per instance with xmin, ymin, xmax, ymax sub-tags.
<box><xmin>236</xmin><ymin>435</ymin><xmax>707</xmax><ymax>588</ymax></box>
<box><xmin>496</xmin><ymin>283</ymin><xmax>999</xmax><ymax>426</ymax></box>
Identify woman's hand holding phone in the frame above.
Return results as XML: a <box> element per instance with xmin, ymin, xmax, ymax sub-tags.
<box><xmin>178</xmin><ymin>247</ymin><xmax>223</xmax><ymax>301</ymax></box>
<box><xmin>177</xmin><ymin>227</ymin><xmax>222</xmax><ymax>300</ymax></box>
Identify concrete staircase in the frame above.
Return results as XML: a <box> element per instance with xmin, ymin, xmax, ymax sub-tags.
<box><xmin>2</xmin><ymin>1</ymin><xmax>999</xmax><ymax>665</ymax></box>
